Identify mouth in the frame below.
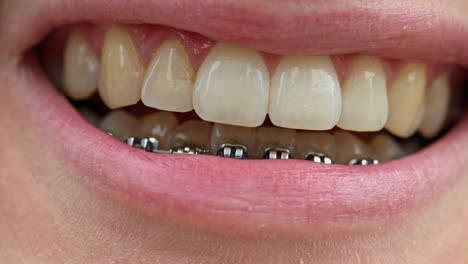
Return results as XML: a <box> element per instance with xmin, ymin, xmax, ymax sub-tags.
<box><xmin>6</xmin><ymin>0</ymin><xmax>468</xmax><ymax>235</ymax></box>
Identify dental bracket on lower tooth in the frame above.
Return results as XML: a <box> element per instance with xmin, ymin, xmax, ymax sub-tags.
<box><xmin>124</xmin><ymin>137</ymin><xmax>160</xmax><ymax>152</ymax></box>
<box><xmin>348</xmin><ymin>158</ymin><xmax>380</xmax><ymax>166</ymax></box>
<box><xmin>216</xmin><ymin>144</ymin><xmax>248</xmax><ymax>159</ymax></box>
<box><xmin>263</xmin><ymin>148</ymin><xmax>291</xmax><ymax>160</ymax></box>
<box><xmin>305</xmin><ymin>152</ymin><xmax>334</xmax><ymax>164</ymax></box>
<box><xmin>170</xmin><ymin>147</ymin><xmax>213</xmax><ymax>155</ymax></box>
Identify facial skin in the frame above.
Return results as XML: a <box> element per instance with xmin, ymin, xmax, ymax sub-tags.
<box><xmin>1</xmin><ymin>0</ymin><xmax>468</xmax><ymax>263</ymax></box>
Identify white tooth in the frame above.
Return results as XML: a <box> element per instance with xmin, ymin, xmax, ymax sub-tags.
<box><xmin>168</xmin><ymin>120</ymin><xmax>213</xmax><ymax>149</ymax></box>
<box><xmin>99</xmin><ymin>27</ymin><xmax>144</xmax><ymax>109</ymax></box>
<box><xmin>210</xmin><ymin>124</ymin><xmax>256</xmax><ymax>152</ymax></box>
<box><xmin>99</xmin><ymin>110</ymin><xmax>138</xmax><ymax>140</ymax></box>
<box><xmin>193</xmin><ymin>43</ymin><xmax>270</xmax><ymax>127</ymax></box>
<box><xmin>141</xmin><ymin>39</ymin><xmax>195</xmax><ymax>112</ymax></box>
<box><xmin>136</xmin><ymin>112</ymin><xmax>179</xmax><ymax>149</ymax></box>
<box><xmin>419</xmin><ymin>74</ymin><xmax>451</xmax><ymax>138</ymax></box>
<box><xmin>369</xmin><ymin>133</ymin><xmax>404</xmax><ymax>162</ymax></box>
<box><xmin>335</xmin><ymin>131</ymin><xmax>374</xmax><ymax>165</ymax></box>
<box><xmin>269</xmin><ymin>56</ymin><xmax>341</xmax><ymax>130</ymax></box>
<box><xmin>294</xmin><ymin>132</ymin><xmax>336</xmax><ymax>161</ymax></box>
<box><xmin>385</xmin><ymin>63</ymin><xmax>427</xmax><ymax>138</ymax></box>
<box><xmin>252</xmin><ymin>127</ymin><xmax>296</xmax><ymax>158</ymax></box>
<box><xmin>337</xmin><ymin>56</ymin><xmax>388</xmax><ymax>132</ymax></box>
<box><xmin>64</xmin><ymin>29</ymin><xmax>100</xmax><ymax>100</ymax></box>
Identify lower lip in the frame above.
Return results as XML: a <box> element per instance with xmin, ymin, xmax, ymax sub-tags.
<box><xmin>22</xmin><ymin>57</ymin><xmax>468</xmax><ymax>234</ymax></box>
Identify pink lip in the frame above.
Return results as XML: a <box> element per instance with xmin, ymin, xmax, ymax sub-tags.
<box><xmin>9</xmin><ymin>0</ymin><xmax>468</xmax><ymax>234</ymax></box>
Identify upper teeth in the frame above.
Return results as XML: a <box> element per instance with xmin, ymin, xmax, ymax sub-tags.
<box><xmin>64</xmin><ymin>27</ymin><xmax>451</xmax><ymax>139</ymax></box>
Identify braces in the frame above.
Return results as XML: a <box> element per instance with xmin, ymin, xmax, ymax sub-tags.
<box><xmin>122</xmin><ymin>135</ymin><xmax>380</xmax><ymax>165</ymax></box>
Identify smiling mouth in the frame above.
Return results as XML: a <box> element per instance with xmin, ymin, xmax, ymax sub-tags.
<box><xmin>7</xmin><ymin>0</ymin><xmax>468</xmax><ymax>234</ymax></box>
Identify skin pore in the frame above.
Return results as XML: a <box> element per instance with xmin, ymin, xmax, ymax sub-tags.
<box><xmin>1</xmin><ymin>0</ymin><xmax>468</xmax><ymax>263</ymax></box>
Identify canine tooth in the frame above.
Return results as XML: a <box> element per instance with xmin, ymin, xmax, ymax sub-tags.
<box><xmin>64</xmin><ymin>29</ymin><xmax>99</xmax><ymax>100</ymax></box>
<box><xmin>269</xmin><ymin>56</ymin><xmax>341</xmax><ymax>130</ymax></box>
<box><xmin>419</xmin><ymin>74</ymin><xmax>451</xmax><ymax>138</ymax></box>
<box><xmin>335</xmin><ymin>131</ymin><xmax>374</xmax><ymax>165</ymax></box>
<box><xmin>216</xmin><ymin>144</ymin><xmax>248</xmax><ymax>159</ymax></box>
<box><xmin>252</xmin><ymin>127</ymin><xmax>296</xmax><ymax>158</ymax></box>
<box><xmin>193</xmin><ymin>43</ymin><xmax>270</xmax><ymax>127</ymax></box>
<box><xmin>141</xmin><ymin>39</ymin><xmax>195</xmax><ymax>112</ymax></box>
<box><xmin>168</xmin><ymin>120</ymin><xmax>213</xmax><ymax>150</ymax></box>
<box><xmin>99</xmin><ymin>27</ymin><xmax>144</xmax><ymax>109</ymax></box>
<box><xmin>337</xmin><ymin>56</ymin><xmax>388</xmax><ymax>131</ymax></box>
<box><xmin>137</xmin><ymin>112</ymin><xmax>179</xmax><ymax>149</ymax></box>
<box><xmin>294</xmin><ymin>132</ymin><xmax>336</xmax><ymax>162</ymax></box>
<box><xmin>369</xmin><ymin>133</ymin><xmax>405</xmax><ymax>162</ymax></box>
<box><xmin>99</xmin><ymin>110</ymin><xmax>138</xmax><ymax>140</ymax></box>
<box><xmin>385</xmin><ymin>63</ymin><xmax>427</xmax><ymax>138</ymax></box>
<box><xmin>210</xmin><ymin>123</ymin><xmax>256</xmax><ymax>153</ymax></box>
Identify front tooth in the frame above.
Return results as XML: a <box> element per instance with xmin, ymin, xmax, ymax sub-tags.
<box><xmin>269</xmin><ymin>56</ymin><xmax>341</xmax><ymax>130</ymax></box>
<box><xmin>337</xmin><ymin>56</ymin><xmax>388</xmax><ymax>132</ymax></box>
<box><xmin>385</xmin><ymin>63</ymin><xmax>427</xmax><ymax>138</ymax></box>
<box><xmin>294</xmin><ymin>132</ymin><xmax>336</xmax><ymax>161</ymax></box>
<box><xmin>419</xmin><ymin>74</ymin><xmax>451</xmax><ymax>138</ymax></box>
<box><xmin>168</xmin><ymin>120</ymin><xmax>213</xmax><ymax>150</ymax></box>
<box><xmin>335</xmin><ymin>131</ymin><xmax>374</xmax><ymax>165</ymax></box>
<box><xmin>369</xmin><ymin>133</ymin><xmax>405</xmax><ymax>162</ymax></box>
<box><xmin>136</xmin><ymin>112</ymin><xmax>179</xmax><ymax>149</ymax></box>
<box><xmin>252</xmin><ymin>127</ymin><xmax>296</xmax><ymax>158</ymax></box>
<box><xmin>64</xmin><ymin>29</ymin><xmax>100</xmax><ymax>100</ymax></box>
<box><xmin>210</xmin><ymin>124</ymin><xmax>256</xmax><ymax>152</ymax></box>
<box><xmin>193</xmin><ymin>43</ymin><xmax>270</xmax><ymax>127</ymax></box>
<box><xmin>99</xmin><ymin>27</ymin><xmax>144</xmax><ymax>109</ymax></box>
<box><xmin>141</xmin><ymin>39</ymin><xmax>195</xmax><ymax>112</ymax></box>
<box><xmin>99</xmin><ymin>110</ymin><xmax>138</xmax><ymax>140</ymax></box>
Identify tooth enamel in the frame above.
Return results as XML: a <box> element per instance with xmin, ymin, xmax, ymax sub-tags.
<box><xmin>99</xmin><ymin>110</ymin><xmax>138</xmax><ymax>140</ymax></box>
<box><xmin>168</xmin><ymin>120</ymin><xmax>213</xmax><ymax>150</ymax></box>
<box><xmin>385</xmin><ymin>63</ymin><xmax>427</xmax><ymax>138</ymax></box>
<box><xmin>337</xmin><ymin>56</ymin><xmax>388</xmax><ymax>132</ymax></box>
<box><xmin>335</xmin><ymin>131</ymin><xmax>374</xmax><ymax>165</ymax></box>
<box><xmin>141</xmin><ymin>39</ymin><xmax>195</xmax><ymax>112</ymax></box>
<box><xmin>99</xmin><ymin>27</ymin><xmax>144</xmax><ymax>109</ymax></box>
<box><xmin>294</xmin><ymin>132</ymin><xmax>336</xmax><ymax>161</ymax></box>
<box><xmin>193</xmin><ymin>43</ymin><xmax>270</xmax><ymax>127</ymax></box>
<box><xmin>136</xmin><ymin>112</ymin><xmax>179</xmax><ymax>149</ymax></box>
<box><xmin>269</xmin><ymin>56</ymin><xmax>341</xmax><ymax>130</ymax></box>
<box><xmin>63</xmin><ymin>29</ymin><xmax>100</xmax><ymax>100</ymax></box>
<box><xmin>419</xmin><ymin>74</ymin><xmax>451</xmax><ymax>138</ymax></box>
<box><xmin>369</xmin><ymin>133</ymin><xmax>404</xmax><ymax>162</ymax></box>
<box><xmin>210</xmin><ymin>124</ymin><xmax>256</xmax><ymax>152</ymax></box>
<box><xmin>252</xmin><ymin>127</ymin><xmax>296</xmax><ymax>158</ymax></box>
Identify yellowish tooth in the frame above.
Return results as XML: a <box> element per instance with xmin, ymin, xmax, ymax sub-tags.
<box><xmin>210</xmin><ymin>124</ymin><xmax>256</xmax><ymax>152</ymax></box>
<box><xmin>252</xmin><ymin>127</ymin><xmax>296</xmax><ymax>158</ymax></box>
<box><xmin>168</xmin><ymin>120</ymin><xmax>213</xmax><ymax>149</ymax></box>
<box><xmin>64</xmin><ymin>29</ymin><xmax>99</xmax><ymax>100</ymax></box>
<box><xmin>99</xmin><ymin>110</ymin><xmax>138</xmax><ymax>140</ymax></box>
<box><xmin>193</xmin><ymin>43</ymin><xmax>270</xmax><ymax>127</ymax></box>
<box><xmin>419</xmin><ymin>74</ymin><xmax>451</xmax><ymax>138</ymax></box>
<box><xmin>141</xmin><ymin>39</ymin><xmax>195</xmax><ymax>112</ymax></box>
<box><xmin>136</xmin><ymin>112</ymin><xmax>179</xmax><ymax>149</ymax></box>
<box><xmin>99</xmin><ymin>27</ymin><xmax>144</xmax><ymax>109</ymax></box>
<box><xmin>337</xmin><ymin>56</ymin><xmax>388</xmax><ymax>132</ymax></box>
<box><xmin>369</xmin><ymin>133</ymin><xmax>404</xmax><ymax>162</ymax></box>
<box><xmin>294</xmin><ymin>132</ymin><xmax>336</xmax><ymax>161</ymax></box>
<box><xmin>385</xmin><ymin>63</ymin><xmax>427</xmax><ymax>138</ymax></box>
<box><xmin>335</xmin><ymin>131</ymin><xmax>374</xmax><ymax>165</ymax></box>
<box><xmin>269</xmin><ymin>56</ymin><xmax>341</xmax><ymax>130</ymax></box>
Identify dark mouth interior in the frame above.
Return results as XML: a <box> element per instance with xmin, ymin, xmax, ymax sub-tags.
<box><xmin>36</xmin><ymin>24</ymin><xmax>468</xmax><ymax>165</ymax></box>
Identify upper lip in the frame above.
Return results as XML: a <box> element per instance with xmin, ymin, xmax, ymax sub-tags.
<box><xmin>6</xmin><ymin>0</ymin><xmax>468</xmax><ymax>65</ymax></box>
<box><xmin>5</xmin><ymin>0</ymin><xmax>468</xmax><ymax>234</ymax></box>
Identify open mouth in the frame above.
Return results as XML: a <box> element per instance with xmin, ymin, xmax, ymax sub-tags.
<box><xmin>7</xmin><ymin>0</ymin><xmax>468</xmax><ymax>234</ymax></box>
